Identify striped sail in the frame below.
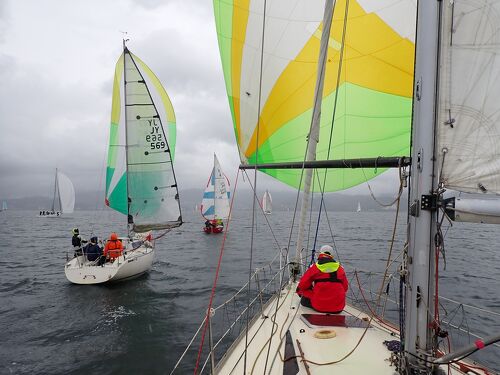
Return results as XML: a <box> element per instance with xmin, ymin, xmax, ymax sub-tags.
<box><xmin>214</xmin><ymin>0</ymin><xmax>416</xmax><ymax>191</ymax></box>
<box><xmin>438</xmin><ymin>0</ymin><xmax>500</xmax><ymax>195</ymax></box>
<box><xmin>105</xmin><ymin>47</ymin><xmax>182</xmax><ymax>232</ymax></box>
<box><xmin>201</xmin><ymin>154</ymin><xmax>231</xmax><ymax>221</ymax></box>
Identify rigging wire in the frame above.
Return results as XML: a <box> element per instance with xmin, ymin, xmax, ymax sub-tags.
<box><xmin>193</xmin><ymin>171</ymin><xmax>240</xmax><ymax>375</ymax></box>
<box><xmin>242</xmin><ymin>169</ymin><xmax>282</xmax><ymax>250</ymax></box>
<box><xmin>309</xmin><ymin>0</ymin><xmax>350</xmax><ymax>265</ymax></box>
<box><xmin>244</xmin><ymin>0</ymin><xmax>268</xmax><ymax>371</ymax></box>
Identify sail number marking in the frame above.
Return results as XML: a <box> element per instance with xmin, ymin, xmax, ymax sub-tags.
<box><xmin>146</xmin><ymin>119</ymin><xmax>166</xmax><ymax>150</ymax></box>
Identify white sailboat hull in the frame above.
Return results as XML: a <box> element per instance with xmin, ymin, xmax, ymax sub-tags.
<box><xmin>64</xmin><ymin>245</ymin><xmax>154</xmax><ymax>285</ymax></box>
<box><xmin>215</xmin><ymin>282</ymin><xmax>481</xmax><ymax>375</ymax></box>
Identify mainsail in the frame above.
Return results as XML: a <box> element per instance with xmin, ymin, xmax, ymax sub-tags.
<box><xmin>262</xmin><ymin>190</ymin><xmax>272</xmax><ymax>214</ymax></box>
<box><xmin>438</xmin><ymin>1</ymin><xmax>500</xmax><ymax>194</ymax></box>
<box><xmin>56</xmin><ymin>171</ymin><xmax>75</xmax><ymax>214</ymax></box>
<box><xmin>214</xmin><ymin>0</ymin><xmax>416</xmax><ymax>191</ymax></box>
<box><xmin>201</xmin><ymin>154</ymin><xmax>230</xmax><ymax>221</ymax></box>
<box><xmin>105</xmin><ymin>47</ymin><xmax>182</xmax><ymax>232</ymax></box>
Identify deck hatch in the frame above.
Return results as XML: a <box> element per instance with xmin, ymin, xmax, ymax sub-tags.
<box><xmin>301</xmin><ymin>314</ymin><xmax>371</xmax><ymax>328</ymax></box>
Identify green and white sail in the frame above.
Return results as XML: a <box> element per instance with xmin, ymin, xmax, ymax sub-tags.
<box><xmin>214</xmin><ymin>0</ymin><xmax>416</xmax><ymax>191</ymax></box>
<box><xmin>105</xmin><ymin>47</ymin><xmax>182</xmax><ymax>232</ymax></box>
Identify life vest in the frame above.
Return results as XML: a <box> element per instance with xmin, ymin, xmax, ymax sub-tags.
<box><xmin>72</xmin><ymin>235</ymin><xmax>81</xmax><ymax>248</ymax></box>
<box><xmin>104</xmin><ymin>239</ymin><xmax>123</xmax><ymax>259</ymax></box>
<box><xmin>297</xmin><ymin>256</ymin><xmax>349</xmax><ymax>313</ymax></box>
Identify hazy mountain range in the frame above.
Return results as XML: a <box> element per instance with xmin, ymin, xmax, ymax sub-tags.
<box><xmin>3</xmin><ymin>188</ymin><xmax>407</xmax><ymax>212</ymax></box>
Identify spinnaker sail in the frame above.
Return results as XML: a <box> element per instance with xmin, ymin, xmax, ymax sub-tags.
<box><xmin>214</xmin><ymin>0</ymin><xmax>416</xmax><ymax>191</ymax></box>
<box><xmin>105</xmin><ymin>47</ymin><xmax>181</xmax><ymax>232</ymax></box>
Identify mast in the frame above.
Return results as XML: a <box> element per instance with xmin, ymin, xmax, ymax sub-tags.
<box><xmin>404</xmin><ymin>0</ymin><xmax>442</xmax><ymax>371</ymax></box>
<box><xmin>122</xmin><ymin>38</ymin><xmax>132</xmax><ymax>236</ymax></box>
<box><xmin>213</xmin><ymin>153</ymin><xmax>217</xmax><ymax>221</ymax></box>
<box><xmin>293</xmin><ymin>0</ymin><xmax>336</xmax><ymax>274</ymax></box>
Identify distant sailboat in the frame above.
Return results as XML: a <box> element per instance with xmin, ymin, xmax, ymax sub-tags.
<box><xmin>356</xmin><ymin>201</ymin><xmax>361</xmax><ymax>212</ymax></box>
<box><xmin>65</xmin><ymin>40</ymin><xmax>182</xmax><ymax>284</ymax></box>
<box><xmin>262</xmin><ymin>190</ymin><xmax>272</xmax><ymax>214</ymax></box>
<box><xmin>0</xmin><ymin>201</ymin><xmax>7</xmax><ymax>212</ymax></box>
<box><xmin>201</xmin><ymin>154</ymin><xmax>230</xmax><ymax>234</ymax></box>
<box><xmin>39</xmin><ymin>169</ymin><xmax>75</xmax><ymax>217</ymax></box>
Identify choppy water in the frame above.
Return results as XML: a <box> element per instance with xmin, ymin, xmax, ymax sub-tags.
<box><xmin>0</xmin><ymin>208</ymin><xmax>499</xmax><ymax>374</ymax></box>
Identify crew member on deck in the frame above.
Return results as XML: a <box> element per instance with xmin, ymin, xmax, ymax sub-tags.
<box><xmin>296</xmin><ymin>245</ymin><xmax>348</xmax><ymax>313</ymax></box>
<box><xmin>83</xmin><ymin>236</ymin><xmax>103</xmax><ymax>263</ymax></box>
<box><xmin>103</xmin><ymin>233</ymin><xmax>123</xmax><ymax>261</ymax></box>
<box><xmin>71</xmin><ymin>228</ymin><xmax>86</xmax><ymax>257</ymax></box>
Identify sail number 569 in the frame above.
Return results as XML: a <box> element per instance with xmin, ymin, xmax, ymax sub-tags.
<box><xmin>146</xmin><ymin>134</ymin><xmax>165</xmax><ymax>150</ymax></box>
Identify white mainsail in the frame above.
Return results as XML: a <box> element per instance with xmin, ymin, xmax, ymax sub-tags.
<box><xmin>438</xmin><ymin>1</ymin><xmax>500</xmax><ymax>194</ymax></box>
<box><xmin>262</xmin><ymin>190</ymin><xmax>272</xmax><ymax>214</ymax></box>
<box><xmin>56</xmin><ymin>171</ymin><xmax>75</xmax><ymax>214</ymax></box>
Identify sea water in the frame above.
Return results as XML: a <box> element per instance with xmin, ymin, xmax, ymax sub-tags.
<box><xmin>0</xmin><ymin>208</ymin><xmax>498</xmax><ymax>374</ymax></box>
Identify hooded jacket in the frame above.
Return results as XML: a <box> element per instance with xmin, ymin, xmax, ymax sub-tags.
<box><xmin>296</xmin><ymin>254</ymin><xmax>349</xmax><ymax>313</ymax></box>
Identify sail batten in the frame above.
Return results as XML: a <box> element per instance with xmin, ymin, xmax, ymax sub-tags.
<box><xmin>214</xmin><ymin>0</ymin><xmax>416</xmax><ymax>192</ymax></box>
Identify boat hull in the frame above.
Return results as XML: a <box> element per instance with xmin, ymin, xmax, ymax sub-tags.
<box><xmin>203</xmin><ymin>226</ymin><xmax>223</xmax><ymax>234</ymax></box>
<box><xmin>64</xmin><ymin>245</ymin><xmax>154</xmax><ymax>285</ymax></box>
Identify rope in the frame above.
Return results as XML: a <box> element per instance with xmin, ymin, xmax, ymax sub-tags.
<box><xmin>242</xmin><ymin>170</ymin><xmax>282</xmax><ymax>250</ymax></box>
<box><xmin>244</xmin><ymin>0</ymin><xmax>268</xmax><ymax>370</ymax></box>
<box><xmin>193</xmin><ymin>170</ymin><xmax>240</xmax><ymax>375</ymax></box>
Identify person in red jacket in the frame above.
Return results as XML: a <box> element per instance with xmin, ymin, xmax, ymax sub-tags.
<box><xmin>296</xmin><ymin>245</ymin><xmax>348</xmax><ymax>313</ymax></box>
<box><xmin>103</xmin><ymin>233</ymin><xmax>123</xmax><ymax>261</ymax></box>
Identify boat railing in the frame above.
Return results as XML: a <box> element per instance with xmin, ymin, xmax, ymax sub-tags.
<box><xmin>170</xmin><ymin>248</ymin><xmax>290</xmax><ymax>374</ymax></box>
<box><xmin>171</xmin><ymin>265</ymin><xmax>499</xmax><ymax>374</ymax></box>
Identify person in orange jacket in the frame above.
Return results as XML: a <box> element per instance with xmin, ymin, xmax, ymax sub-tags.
<box><xmin>103</xmin><ymin>233</ymin><xmax>123</xmax><ymax>261</ymax></box>
<box><xmin>296</xmin><ymin>245</ymin><xmax>349</xmax><ymax>313</ymax></box>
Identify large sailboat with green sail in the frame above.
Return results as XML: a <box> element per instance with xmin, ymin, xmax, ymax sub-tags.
<box><xmin>172</xmin><ymin>0</ymin><xmax>500</xmax><ymax>374</ymax></box>
<box><xmin>65</xmin><ymin>41</ymin><xmax>182</xmax><ymax>285</ymax></box>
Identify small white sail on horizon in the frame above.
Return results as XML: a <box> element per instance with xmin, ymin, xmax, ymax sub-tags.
<box><xmin>356</xmin><ymin>201</ymin><xmax>361</xmax><ymax>212</ymax></box>
<box><xmin>262</xmin><ymin>190</ymin><xmax>272</xmax><ymax>214</ymax></box>
<box><xmin>1</xmin><ymin>201</ymin><xmax>7</xmax><ymax>211</ymax></box>
<box><xmin>39</xmin><ymin>169</ymin><xmax>75</xmax><ymax>217</ymax></box>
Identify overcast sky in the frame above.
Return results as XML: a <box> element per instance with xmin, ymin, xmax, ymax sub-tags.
<box><xmin>0</xmin><ymin>0</ymin><xmax>401</xmax><ymax>202</ymax></box>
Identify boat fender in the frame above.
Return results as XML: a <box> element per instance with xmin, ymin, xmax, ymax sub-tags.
<box><xmin>314</xmin><ymin>329</ymin><xmax>336</xmax><ymax>339</ymax></box>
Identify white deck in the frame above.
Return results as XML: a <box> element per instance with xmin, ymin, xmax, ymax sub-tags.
<box><xmin>215</xmin><ymin>282</ymin><xmax>480</xmax><ymax>375</ymax></box>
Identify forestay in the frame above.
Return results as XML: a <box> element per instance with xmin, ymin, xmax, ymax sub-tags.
<box><xmin>214</xmin><ymin>0</ymin><xmax>416</xmax><ymax>191</ymax></box>
<box><xmin>438</xmin><ymin>0</ymin><xmax>500</xmax><ymax>195</ymax></box>
<box><xmin>201</xmin><ymin>155</ymin><xmax>231</xmax><ymax>221</ymax></box>
<box><xmin>105</xmin><ymin>48</ymin><xmax>181</xmax><ymax>232</ymax></box>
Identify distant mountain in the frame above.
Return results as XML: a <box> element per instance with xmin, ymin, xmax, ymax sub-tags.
<box><xmin>3</xmin><ymin>188</ymin><xmax>407</xmax><ymax>212</ymax></box>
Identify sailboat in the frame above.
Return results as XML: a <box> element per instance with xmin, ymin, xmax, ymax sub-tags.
<box><xmin>201</xmin><ymin>154</ymin><xmax>230</xmax><ymax>234</ymax></box>
<box><xmin>39</xmin><ymin>169</ymin><xmax>75</xmax><ymax>217</ymax></box>
<box><xmin>356</xmin><ymin>201</ymin><xmax>361</xmax><ymax>212</ymax></box>
<box><xmin>0</xmin><ymin>201</ymin><xmax>7</xmax><ymax>212</ymax></box>
<box><xmin>65</xmin><ymin>41</ymin><xmax>182</xmax><ymax>285</ymax></box>
<box><xmin>262</xmin><ymin>190</ymin><xmax>272</xmax><ymax>214</ymax></box>
<box><xmin>174</xmin><ymin>1</ymin><xmax>500</xmax><ymax>374</ymax></box>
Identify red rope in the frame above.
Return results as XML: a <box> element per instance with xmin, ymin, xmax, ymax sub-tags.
<box><xmin>193</xmin><ymin>170</ymin><xmax>240</xmax><ymax>374</ymax></box>
<box><xmin>354</xmin><ymin>270</ymin><xmax>399</xmax><ymax>332</ymax></box>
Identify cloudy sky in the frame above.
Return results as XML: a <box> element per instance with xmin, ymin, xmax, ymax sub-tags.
<box><xmin>0</xmin><ymin>0</ymin><xmax>400</xmax><ymax>201</ymax></box>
